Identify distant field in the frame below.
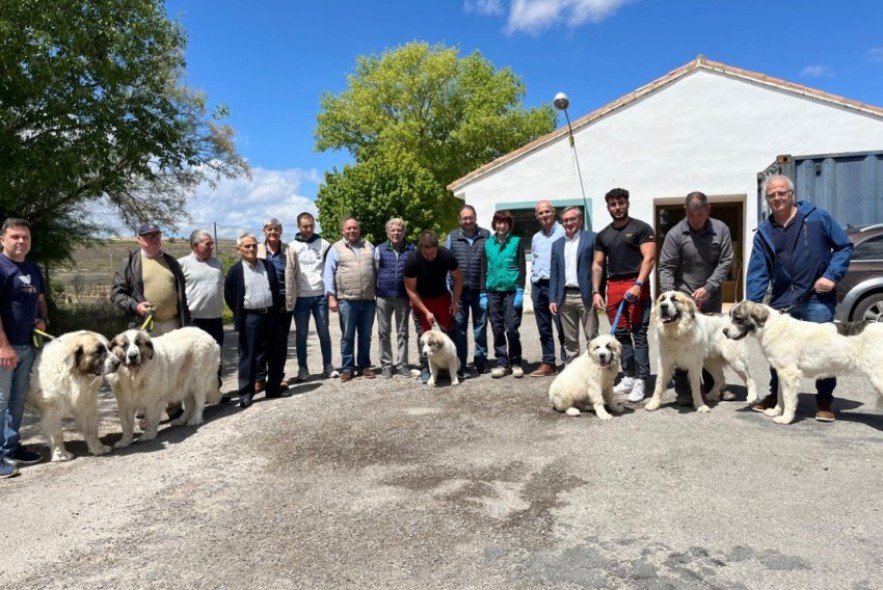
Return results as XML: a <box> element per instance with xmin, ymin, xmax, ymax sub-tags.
<box><xmin>51</xmin><ymin>238</ymin><xmax>239</xmax><ymax>303</ymax></box>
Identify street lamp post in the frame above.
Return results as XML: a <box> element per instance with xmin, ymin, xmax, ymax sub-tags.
<box><xmin>554</xmin><ymin>92</ymin><xmax>590</xmax><ymax>231</ymax></box>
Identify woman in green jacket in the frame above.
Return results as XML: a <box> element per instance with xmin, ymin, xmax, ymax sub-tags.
<box><xmin>483</xmin><ymin>210</ymin><xmax>526</xmax><ymax>378</ymax></box>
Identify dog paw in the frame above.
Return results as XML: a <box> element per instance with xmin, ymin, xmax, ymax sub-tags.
<box><xmin>644</xmin><ymin>399</ymin><xmax>661</xmax><ymax>411</ymax></box>
<box><xmin>596</xmin><ymin>412</ymin><xmax>613</xmax><ymax>421</ymax></box>
<box><xmin>773</xmin><ymin>415</ymin><xmax>794</xmax><ymax>425</ymax></box>
<box><xmin>763</xmin><ymin>408</ymin><xmax>782</xmax><ymax>418</ymax></box>
<box><xmin>91</xmin><ymin>445</ymin><xmax>112</xmax><ymax>456</ymax></box>
<box><xmin>113</xmin><ymin>439</ymin><xmax>132</xmax><ymax>449</ymax></box>
<box><xmin>697</xmin><ymin>404</ymin><xmax>711</xmax><ymax>413</ymax></box>
<box><xmin>137</xmin><ymin>432</ymin><xmax>157</xmax><ymax>443</ymax></box>
<box><xmin>451</xmin><ymin>379</ymin><xmax>459</xmax><ymax>386</ymax></box>
<box><xmin>426</xmin><ymin>378</ymin><xmax>436</xmax><ymax>387</ymax></box>
<box><xmin>565</xmin><ymin>407</ymin><xmax>581</xmax><ymax>417</ymax></box>
<box><xmin>610</xmin><ymin>404</ymin><xmax>625</xmax><ymax>414</ymax></box>
<box><xmin>186</xmin><ymin>417</ymin><xmax>204</xmax><ymax>427</ymax></box>
<box><xmin>51</xmin><ymin>451</ymin><xmax>74</xmax><ymax>462</ymax></box>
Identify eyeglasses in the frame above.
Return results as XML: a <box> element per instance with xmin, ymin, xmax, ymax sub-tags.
<box><xmin>240</xmin><ymin>244</ymin><xmax>257</xmax><ymax>249</ymax></box>
<box><xmin>561</xmin><ymin>217</ymin><xmax>581</xmax><ymax>223</ymax></box>
<box><xmin>766</xmin><ymin>190</ymin><xmax>793</xmax><ymax>198</ymax></box>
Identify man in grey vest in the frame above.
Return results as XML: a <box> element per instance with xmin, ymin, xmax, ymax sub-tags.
<box><xmin>446</xmin><ymin>205</ymin><xmax>489</xmax><ymax>375</ymax></box>
<box><xmin>323</xmin><ymin>217</ymin><xmax>377</xmax><ymax>382</ymax></box>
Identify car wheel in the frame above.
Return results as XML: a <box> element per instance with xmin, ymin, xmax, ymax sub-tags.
<box><xmin>853</xmin><ymin>293</ymin><xmax>883</xmax><ymax>322</ymax></box>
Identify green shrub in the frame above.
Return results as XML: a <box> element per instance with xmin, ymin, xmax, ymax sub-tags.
<box><xmin>53</xmin><ymin>301</ymin><xmax>129</xmax><ymax>338</ymax></box>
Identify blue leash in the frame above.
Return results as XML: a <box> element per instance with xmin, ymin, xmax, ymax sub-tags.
<box><xmin>609</xmin><ymin>298</ymin><xmax>627</xmax><ymax>335</ymax></box>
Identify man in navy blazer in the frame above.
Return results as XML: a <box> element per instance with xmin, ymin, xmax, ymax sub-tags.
<box><xmin>549</xmin><ymin>207</ymin><xmax>599</xmax><ymax>362</ymax></box>
<box><xmin>224</xmin><ymin>233</ymin><xmax>287</xmax><ymax>408</ymax></box>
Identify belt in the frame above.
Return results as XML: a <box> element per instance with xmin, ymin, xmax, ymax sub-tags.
<box><xmin>533</xmin><ymin>279</ymin><xmax>550</xmax><ymax>287</ymax></box>
<box><xmin>564</xmin><ymin>286</ymin><xmax>581</xmax><ymax>292</ymax></box>
<box><xmin>244</xmin><ymin>307</ymin><xmax>271</xmax><ymax>315</ymax></box>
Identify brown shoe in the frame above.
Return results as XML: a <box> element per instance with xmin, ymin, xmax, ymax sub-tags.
<box><xmin>340</xmin><ymin>371</ymin><xmax>354</xmax><ymax>383</ymax></box>
<box><xmin>361</xmin><ymin>368</ymin><xmax>376</xmax><ymax>379</ymax></box>
<box><xmin>530</xmin><ymin>363</ymin><xmax>557</xmax><ymax>377</ymax></box>
<box><xmin>752</xmin><ymin>393</ymin><xmax>777</xmax><ymax>412</ymax></box>
<box><xmin>278</xmin><ymin>380</ymin><xmax>289</xmax><ymax>391</ymax></box>
<box><xmin>816</xmin><ymin>400</ymin><xmax>836</xmax><ymax>422</ymax></box>
<box><xmin>254</xmin><ymin>380</ymin><xmax>266</xmax><ymax>393</ymax></box>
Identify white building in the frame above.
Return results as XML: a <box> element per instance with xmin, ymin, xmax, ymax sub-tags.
<box><xmin>448</xmin><ymin>56</ymin><xmax>883</xmax><ymax>308</ymax></box>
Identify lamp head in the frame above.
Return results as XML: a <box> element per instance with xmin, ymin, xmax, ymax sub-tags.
<box><xmin>553</xmin><ymin>92</ymin><xmax>570</xmax><ymax>111</ymax></box>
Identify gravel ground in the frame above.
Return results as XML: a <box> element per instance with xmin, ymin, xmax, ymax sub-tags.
<box><xmin>3</xmin><ymin>311</ymin><xmax>883</xmax><ymax>589</ymax></box>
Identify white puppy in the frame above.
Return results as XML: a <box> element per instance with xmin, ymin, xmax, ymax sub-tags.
<box><xmin>548</xmin><ymin>335</ymin><xmax>623</xmax><ymax>419</ymax></box>
<box><xmin>724</xmin><ymin>300</ymin><xmax>883</xmax><ymax>424</ymax></box>
<box><xmin>26</xmin><ymin>330</ymin><xmax>121</xmax><ymax>461</ymax></box>
<box><xmin>420</xmin><ymin>323</ymin><xmax>460</xmax><ymax>387</ymax></box>
<box><xmin>107</xmin><ymin>327</ymin><xmax>221</xmax><ymax>447</ymax></box>
<box><xmin>646</xmin><ymin>291</ymin><xmax>758</xmax><ymax>413</ymax></box>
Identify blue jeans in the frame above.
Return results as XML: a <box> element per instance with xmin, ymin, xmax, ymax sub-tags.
<box><xmin>454</xmin><ymin>287</ymin><xmax>488</xmax><ymax>369</ymax></box>
<box><xmin>339</xmin><ymin>299</ymin><xmax>376</xmax><ymax>372</ymax></box>
<box><xmin>487</xmin><ymin>290</ymin><xmax>523</xmax><ymax>367</ymax></box>
<box><xmin>770</xmin><ymin>300</ymin><xmax>835</xmax><ymax>404</ymax></box>
<box><xmin>531</xmin><ymin>281</ymin><xmax>564</xmax><ymax>364</ymax></box>
<box><xmin>0</xmin><ymin>345</ymin><xmax>37</xmax><ymax>457</ymax></box>
<box><xmin>614</xmin><ymin>298</ymin><xmax>651</xmax><ymax>381</ymax></box>
<box><xmin>293</xmin><ymin>295</ymin><xmax>333</xmax><ymax>369</ymax></box>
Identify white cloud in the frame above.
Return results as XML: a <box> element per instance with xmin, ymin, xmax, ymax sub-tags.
<box><xmin>464</xmin><ymin>0</ymin><xmax>504</xmax><ymax>15</ymax></box>
<box><xmin>800</xmin><ymin>65</ymin><xmax>833</xmax><ymax>78</ymax></box>
<box><xmin>504</xmin><ymin>0</ymin><xmax>634</xmax><ymax>35</ymax></box>
<box><xmin>184</xmin><ymin>166</ymin><xmax>322</xmax><ymax>240</ymax></box>
<box><xmin>868</xmin><ymin>47</ymin><xmax>883</xmax><ymax>62</ymax></box>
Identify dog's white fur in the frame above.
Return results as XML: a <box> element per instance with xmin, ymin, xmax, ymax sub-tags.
<box><xmin>549</xmin><ymin>334</ymin><xmax>623</xmax><ymax>419</ymax></box>
<box><xmin>420</xmin><ymin>324</ymin><xmax>460</xmax><ymax>387</ymax></box>
<box><xmin>106</xmin><ymin>327</ymin><xmax>221</xmax><ymax>446</ymax></box>
<box><xmin>646</xmin><ymin>291</ymin><xmax>758</xmax><ymax>413</ymax></box>
<box><xmin>724</xmin><ymin>300</ymin><xmax>883</xmax><ymax>424</ymax></box>
<box><xmin>26</xmin><ymin>330</ymin><xmax>121</xmax><ymax>461</ymax></box>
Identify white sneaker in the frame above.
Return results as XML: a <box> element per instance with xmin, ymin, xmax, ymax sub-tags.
<box><xmin>627</xmin><ymin>379</ymin><xmax>646</xmax><ymax>402</ymax></box>
<box><xmin>512</xmin><ymin>365</ymin><xmax>524</xmax><ymax>378</ymax></box>
<box><xmin>490</xmin><ymin>367</ymin><xmax>509</xmax><ymax>379</ymax></box>
<box><xmin>323</xmin><ymin>364</ymin><xmax>340</xmax><ymax>379</ymax></box>
<box><xmin>613</xmin><ymin>376</ymin><xmax>635</xmax><ymax>395</ymax></box>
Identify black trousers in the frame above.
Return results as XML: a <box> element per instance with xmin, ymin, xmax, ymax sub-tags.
<box><xmin>238</xmin><ymin>310</ymin><xmax>285</xmax><ymax>397</ymax></box>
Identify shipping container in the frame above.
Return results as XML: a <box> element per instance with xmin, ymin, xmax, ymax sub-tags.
<box><xmin>757</xmin><ymin>151</ymin><xmax>883</xmax><ymax>225</ymax></box>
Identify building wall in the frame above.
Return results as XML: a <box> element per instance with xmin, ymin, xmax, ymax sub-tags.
<box><xmin>453</xmin><ymin>69</ymin><xmax>883</xmax><ymax>310</ymax></box>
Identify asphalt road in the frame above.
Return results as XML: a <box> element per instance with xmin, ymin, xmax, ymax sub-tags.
<box><xmin>3</xmin><ymin>311</ymin><xmax>883</xmax><ymax>589</ymax></box>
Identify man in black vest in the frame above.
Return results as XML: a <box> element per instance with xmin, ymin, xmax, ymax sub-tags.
<box><xmin>445</xmin><ymin>205</ymin><xmax>489</xmax><ymax>375</ymax></box>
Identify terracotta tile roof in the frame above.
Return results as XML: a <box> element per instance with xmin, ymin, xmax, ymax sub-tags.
<box><xmin>448</xmin><ymin>55</ymin><xmax>883</xmax><ymax>192</ymax></box>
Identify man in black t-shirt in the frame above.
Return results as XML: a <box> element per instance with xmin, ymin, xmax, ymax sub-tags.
<box><xmin>404</xmin><ymin>230</ymin><xmax>464</xmax><ymax>382</ymax></box>
<box><xmin>592</xmin><ymin>188</ymin><xmax>656</xmax><ymax>403</ymax></box>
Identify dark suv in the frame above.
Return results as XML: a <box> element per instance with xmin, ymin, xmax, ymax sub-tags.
<box><xmin>835</xmin><ymin>224</ymin><xmax>883</xmax><ymax>322</ymax></box>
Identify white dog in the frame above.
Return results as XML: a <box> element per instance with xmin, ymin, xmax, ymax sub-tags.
<box><xmin>548</xmin><ymin>334</ymin><xmax>623</xmax><ymax>419</ymax></box>
<box><xmin>106</xmin><ymin>327</ymin><xmax>221</xmax><ymax>447</ymax></box>
<box><xmin>26</xmin><ymin>330</ymin><xmax>121</xmax><ymax>461</ymax></box>
<box><xmin>724</xmin><ymin>300</ymin><xmax>883</xmax><ymax>424</ymax></box>
<box><xmin>646</xmin><ymin>291</ymin><xmax>758</xmax><ymax>413</ymax></box>
<box><xmin>420</xmin><ymin>323</ymin><xmax>460</xmax><ymax>387</ymax></box>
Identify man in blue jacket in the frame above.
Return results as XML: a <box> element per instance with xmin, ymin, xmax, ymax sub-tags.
<box><xmin>549</xmin><ymin>207</ymin><xmax>598</xmax><ymax>362</ymax></box>
<box><xmin>747</xmin><ymin>175</ymin><xmax>853</xmax><ymax>422</ymax></box>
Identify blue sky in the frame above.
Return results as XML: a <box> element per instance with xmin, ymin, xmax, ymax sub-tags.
<box><xmin>161</xmin><ymin>0</ymin><xmax>883</xmax><ymax>239</ymax></box>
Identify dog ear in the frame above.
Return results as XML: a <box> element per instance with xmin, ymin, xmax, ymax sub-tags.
<box><xmin>752</xmin><ymin>304</ymin><xmax>769</xmax><ymax>328</ymax></box>
<box><xmin>610</xmin><ymin>338</ymin><xmax>622</xmax><ymax>355</ymax></box>
<box><xmin>143</xmin><ymin>336</ymin><xmax>155</xmax><ymax>361</ymax></box>
<box><xmin>72</xmin><ymin>345</ymin><xmax>85</xmax><ymax>372</ymax></box>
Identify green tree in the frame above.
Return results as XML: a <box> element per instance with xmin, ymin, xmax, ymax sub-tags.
<box><xmin>315</xmin><ymin>42</ymin><xmax>555</xmax><ymax>240</ymax></box>
<box><xmin>316</xmin><ymin>151</ymin><xmax>447</xmax><ymax>244</ymax></box>
<box><xmin>0</xmin><ymin>0</ymin><xmax>247</xmax><ymax>264</ymax></box>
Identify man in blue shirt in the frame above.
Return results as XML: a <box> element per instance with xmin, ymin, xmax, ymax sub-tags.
<box><xmin>529</xmin><ymin>200</ymin><xmax>565</xmax><ymax>376</ymax></box>
<box><xmin>0</xmin><ymin>218</ymin><xmax>47</xmax><ymax>477</ymax></box>
<box><xmin>746</xmin><ymin>175</ymin><xmax>853</xmax><ymax>422</ymax></box>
